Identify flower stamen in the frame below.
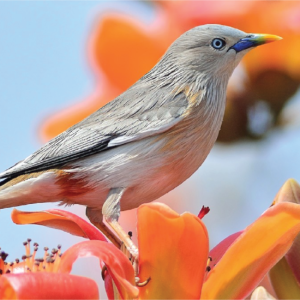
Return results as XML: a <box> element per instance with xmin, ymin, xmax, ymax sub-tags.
<box><xmin>0</xmin><ymin>240</ymin><xmax>63</xmax><ymax>274</ymax></box>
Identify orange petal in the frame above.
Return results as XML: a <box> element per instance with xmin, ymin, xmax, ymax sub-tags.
<box><xmin>58</xmin><ymin>240</ymin><xmax>138</xmax><ymax>300</ymax></box>
<box><xmin>269</xmin><ymin>256</ymin><xmax>300</xmax><ymax>299</ymax></box>
<box><xmin>11</xmin><ymin>208</ymin><xmax>107</xmax><ymax>241</ymax></box>
<box><xmin>208</xmin><ymin>231</ymin><xmax>243</xmax><ymax>271</ymax></box>
<box><xmin>0</xmin><ymin>273</ymin><xmax>99</xmax><ymax>299</ymax></box>
<box><xmin>202</xmin><ymin>202</ymin><xmax>300</xmax><ymax>299</ymax></box>
<box><xmin>272</xmin><ymin>179</ymin><xmax>300</xmax><ymax>284</ymax></box>
<box><xmin>89</xmin><ymin>14</ymin><xmax>172</xmax><ymax>92</ymax></box>
<box><xmin>137</xmin><ymin>202</ymin><xmax>209</xmax><ymax>299</ymax></box>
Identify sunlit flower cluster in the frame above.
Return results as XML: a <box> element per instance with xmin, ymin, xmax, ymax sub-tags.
<box><xmin>0</xmin><ymin>240</ymin><xmax>62</xmax><ymax>275</ymax></box>
<box><xmin>1</xmin><ymin>179</ymin><xmax>300</xmax><ymax>299</ymax></box>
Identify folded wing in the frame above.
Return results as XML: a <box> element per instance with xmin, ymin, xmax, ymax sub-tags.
<box><xmin>0</xmin><ymin>80</ymin><xmax>190</xmax><ymax>179</ymax></box>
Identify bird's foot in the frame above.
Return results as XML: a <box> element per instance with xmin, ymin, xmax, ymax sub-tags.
<box><xmin>108</xmin><ymin>220</ymin><xmax>139</xmax><ymax>260</ymax></box>
<box><xmin>90</xmin><ymin>220</ymin><xmax>122</xmax><ymax>248</ymax></box>
<box><xmin>135</xmin><ymin>276</ymin><xmax>151</xmax><ymax>287</ymax></box>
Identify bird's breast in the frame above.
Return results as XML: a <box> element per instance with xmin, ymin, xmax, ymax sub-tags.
<box><xmin>155</xmin><ymin>92</ymin><xmax>226</xmax><ymax>174</ymax></box>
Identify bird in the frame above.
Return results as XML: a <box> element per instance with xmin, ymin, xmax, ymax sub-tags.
<box><xmin>0</xmin><ymin>25</ymin><xmax>281</xmax><ymax>255</ymax></box>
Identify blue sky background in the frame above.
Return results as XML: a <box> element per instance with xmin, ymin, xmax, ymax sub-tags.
<box><xmin>1</xmin><ymin>1</ymin><xmax>300</xmax><ymax>296</ymax></box>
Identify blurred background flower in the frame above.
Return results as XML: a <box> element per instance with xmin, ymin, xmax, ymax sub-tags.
<box><xmin>1</xmin><ymin>1</ymin><xmax>300</xmax><ymax>298</ymax></box>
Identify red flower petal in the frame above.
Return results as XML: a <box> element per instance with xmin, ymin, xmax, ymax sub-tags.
<box><xmin>0</xmin><ymin>273</ymin><xmax>99</xmax><ymax>299</ymax></box>
<box><xmin>11</xmin><ymin>208</ymin><xmax>107</xmax><ymax>241</ymax></box>
<box><xmin>58</xmin><ymin>240</ymin><xmax>138</xmax><ymax>299</ymax></box>
<box><xmin>103</xmin><ymin>269</ymin><xmax>116</xmax><ymax>300</ymax></box>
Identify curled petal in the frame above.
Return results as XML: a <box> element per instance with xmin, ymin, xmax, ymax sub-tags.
<box><xmin>202</xmin><ymin>202</ymin><xmax>300</xmax><ymax>299</ymax></box>
<box><xmin>0</xmin><ymin>273</ymin><xmax>99</xmax><ymax>299</ymax></box>
<box><xmin>137</xmin><ymin>202</ymin><xmax>209</xmax><ymax>299</ymax></box>
<box><xmin>58</xmin><ymin>240</ymin><xmax>138</xmax><ymax>299</ymax></box>
<box><xmin>11</xmin><ymin>208</ymin><xmax>107</xmax><ymax>241</ymax></box>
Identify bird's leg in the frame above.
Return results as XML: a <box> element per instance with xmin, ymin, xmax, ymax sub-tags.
<box><xmin>86</xmin><ymin>207</ymin><xmax>122</xmax><ymax>248</ymax></box>
<box><xmin>102</xmin><ymin>188</ymin><xmax>139</xmax><ymax>260</ymax></box>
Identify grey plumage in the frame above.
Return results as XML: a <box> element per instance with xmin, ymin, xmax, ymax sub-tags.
<box><xmin>0</xmin><ymin>24</ymin><xmax>246</xmax><ymax>180</ymax></box>
<box><xmin>0</xmin><ymin>83</ymin><xmax>189</xmax><ymax>179</ymax></box>
<box><xmin>0</xmin><ymin>24</ymin><xmax>281</xmax><ymax>250</ymax></box>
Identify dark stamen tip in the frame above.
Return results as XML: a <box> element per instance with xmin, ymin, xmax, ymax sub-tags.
<box><xmin>46</xmin><ymin>257</ymin><xmax>55</xmax><ymax>263</ymax></box>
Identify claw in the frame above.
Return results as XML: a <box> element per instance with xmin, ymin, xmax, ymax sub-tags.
<box><xmin>135</xmin><ymin>276</ymin><xmax>151</xmax><ymax>287</ymax></box>
<box><xmin>101</xmin><ymin>265</ymin><xmax>108</xmax><ymax>280</ymax></box>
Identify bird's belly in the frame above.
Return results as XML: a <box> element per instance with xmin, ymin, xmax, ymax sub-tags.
<box><xmin>119</xmin><ymin>144</ymin><xmax>208</xmax><ymax>210</ymax></box>
<box><xmin>120</xmin><ymin>162</ymin><xmax>191</xmax><ymax>211</ymax></box>
<box><xmin>64</xmin><ymin>126</ymin><xmax>214</xmax><ymax>210</ymax></box>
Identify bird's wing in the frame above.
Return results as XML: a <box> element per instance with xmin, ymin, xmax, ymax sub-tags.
<box><xmin>0</xmin><ymin>81</ymin><xmax>192</xmax><ymax>179</ymax></box>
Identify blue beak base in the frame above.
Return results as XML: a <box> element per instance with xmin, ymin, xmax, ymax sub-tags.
<box><xmin>228</xmin><ymin>34</ymin><xmax>282</xmax><ymax>53</ymax></box>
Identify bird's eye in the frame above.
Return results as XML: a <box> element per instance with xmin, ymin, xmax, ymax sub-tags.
<box><xmin>211</xmin><ymin>38</ymin><xmax>226</xmax><ymax>50</ymax></box>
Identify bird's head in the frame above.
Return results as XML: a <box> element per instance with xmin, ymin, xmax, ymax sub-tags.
<box><xmin>166</xmin><ymin>24</ymin><xmax>281</xmax><ymax>81</ymax></box>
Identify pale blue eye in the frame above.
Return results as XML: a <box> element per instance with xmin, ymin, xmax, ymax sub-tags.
<box><xmin>211</xmin><ymin>38</ymin><xmax>226</xmax><ymax>50</ymax></box>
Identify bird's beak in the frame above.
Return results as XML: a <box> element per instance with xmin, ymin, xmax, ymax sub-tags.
<box><xmin>228</xmin><ymin>34</ymin><xmax>282</xmax><ymax>53</ymax></box>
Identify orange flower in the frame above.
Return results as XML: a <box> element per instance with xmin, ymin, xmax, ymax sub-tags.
<box><xmin>10</xmin><ymin>180</ymin><xmax>300</xmax><ymax>299</ymax></box>
<box><xmin>268</xmin><ymin>179</ymin><xmax>300</xmax><ymax>299</ymax></box>
<box><xmin>0</xmin><ymin>210</ymin><xmax>138</xmax><ymax>300</ymax></box>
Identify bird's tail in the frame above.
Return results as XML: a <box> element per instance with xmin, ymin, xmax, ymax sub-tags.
<box><xmin>0</xmin><ymin>172</ymin><xmax>59</xmax><ymax>209</ymax></box>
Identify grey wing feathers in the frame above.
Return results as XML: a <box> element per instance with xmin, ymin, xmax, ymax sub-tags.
<box><xmin>0</xmin><ymin>80</ymin><xmax>189</xmax><ymax>179</ymax></box>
